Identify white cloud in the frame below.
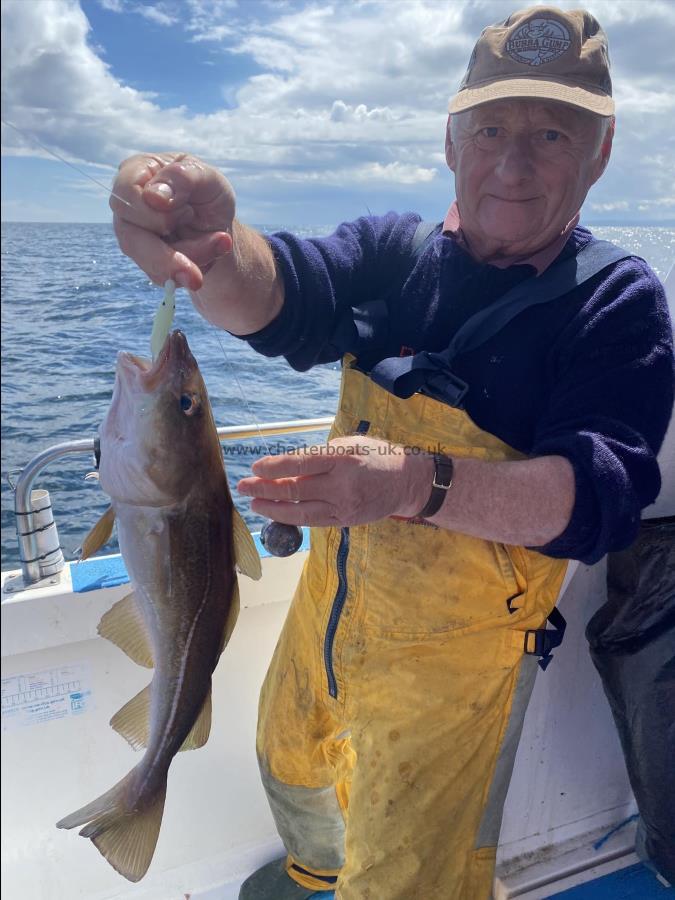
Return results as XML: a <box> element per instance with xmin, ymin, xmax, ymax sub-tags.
<box><xmin>637</xmin><ymin>196</ymin><xmax>675</xmax><ymax>212</ymax></box>
<box><xmin>354</xmin><ymin>161</ymin><xmax>438</xmax><ymax>185</ymax></box>
<box><xmin>96</xmin><ymin>0</ymin><xmax>180</xmax><ymax>25</ymax></box>
<box><xmin>135</xmin><ymin>4</ymin><xmax>178</xmax><ymax>26</ymax></box>
<box><xmin>590</xmin><ymin>200</ymin><xmax>630</xmax><ymax>212</ymax></box>
<box><xmin>329</xmin><ymin>102</ymin><xmax>395</xmax><ymax>124</ymax></box>
<box><xmin>185</xmin><ymin>0</ymin><xmax>237</xmax><ymax>42</ymax></box>
<box><xmin>1</xmin><ymin>0</ymin><xmax>674</xmax><ymax>222</ymax></box>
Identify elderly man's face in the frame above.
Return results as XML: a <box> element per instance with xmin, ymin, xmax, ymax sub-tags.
<box><xmin>445</xmin><ymin>99</ymin><xmax>613</xmax><ymax>259</ymax></box>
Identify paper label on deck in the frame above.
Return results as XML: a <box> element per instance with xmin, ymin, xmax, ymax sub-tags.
<box><xmin>1</xmin><ymin>663</ymin><xmax>92</xmax><ymax>732</ymax></box>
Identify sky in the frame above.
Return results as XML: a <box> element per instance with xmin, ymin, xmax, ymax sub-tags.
<box><xmin>1</xmin><ymin>0</ymin><xmax>674</xmax><ymax>226</ymax></box>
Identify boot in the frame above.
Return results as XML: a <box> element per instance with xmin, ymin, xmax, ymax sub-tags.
<box><xmin>239</xmin><ymin>856</ymin><xmax>336</xmax><ymax>899</ymax></box>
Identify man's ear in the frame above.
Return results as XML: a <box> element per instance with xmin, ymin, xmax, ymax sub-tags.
<box><xmin>592</xmin><ymin>116</ymin><xmax>615</xmax><ymax>184</ymax></box>
<box><xmin>445</xmin><ymin>115</ymin><xmax>456</xmax><ymax>172</ymax></box>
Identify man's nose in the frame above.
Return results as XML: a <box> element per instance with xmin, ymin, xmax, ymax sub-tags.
<box><xmin>494</xmin><ymin>136</ymin><xmax>535</xmax><ymax>184</ymax></box>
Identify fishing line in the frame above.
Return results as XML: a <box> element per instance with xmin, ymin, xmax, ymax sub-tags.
<box><xmin>3</xmin><ymin>115</ymin><xmax>262</xmax><ymax>449</ymax></box>
<box><xmin>1</xmin><ymin>118</ymin><xmax>132</xmax><ymax>207</ymax></box>
<box><xmin>214</xmin><ymin>328</ymin><xmax>304</xmax><ymax>557</ymax></box>
<box><xmin>213</xmin><ymin>330</ymin><xmax>272</xmax><ymax>458</ymax></box>
<box><xmin>5</xmin><ymin>114</ymin><xmax>300</xmax><ymax>551</ymax></box>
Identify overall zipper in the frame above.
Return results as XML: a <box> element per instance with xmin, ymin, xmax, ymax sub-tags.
<box><xmin>324</xmin><ymin>526</ymin><xmax>350</xmax><ymax>699</ymax></box>
<box><xmin>323</xmin><ymin>421</ymin><xmax>367</xmax><ymax>700</ymax></box>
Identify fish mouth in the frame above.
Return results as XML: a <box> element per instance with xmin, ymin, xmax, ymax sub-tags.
<box><xmin>117</xmin><ymin>330</ymin><xmax>192</xmax><ymax>392</ymax></box>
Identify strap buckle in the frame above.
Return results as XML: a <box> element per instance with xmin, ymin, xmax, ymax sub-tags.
<box><xmin>417</xmin><ymin>455</ymin><xmax>454</xmax><ymax>519</ymax></box>
<box><xmin>424</xmin><ymin>371</ymin><xmax>469</xmax><ymax>408</ymax></box>
<box><xmin>524</xmin><ymin>607</ymin><xmax>567</xmax><ymax>671</ymax></box>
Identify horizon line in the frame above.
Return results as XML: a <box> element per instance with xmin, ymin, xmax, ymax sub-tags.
<box><xmin>3</xmin><ymin>218</ymin><xmax>675</xmax><ymax>229</ymax></box>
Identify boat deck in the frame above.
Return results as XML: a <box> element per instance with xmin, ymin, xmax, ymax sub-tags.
<box><xmin>196</xmin><ymin>860</ymin><xmax>673</xmax><ymax>899</ymax></box>
<box><xmin>3</xmin><ymin>548</ymin><xmax>670</xmax><ymax>900</ymax></box>
<box><xmin>549</xmin><ymin>862</ymin><xmax>672</xmax><ymax>899</ymax></box>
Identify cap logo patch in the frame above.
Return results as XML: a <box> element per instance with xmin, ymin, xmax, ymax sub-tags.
<box><xmin>505</xmin><ymin>17</ymin><xmax>571</xmax><ymax>67</ymax></box>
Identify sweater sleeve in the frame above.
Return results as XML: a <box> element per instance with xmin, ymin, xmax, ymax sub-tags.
<box><xmin>238</xmin><ymin>212</ymin><xmax>421</xmax><ymax>371</ymax></box>
<box><xmin>530</xmin><ymin>258</ymin><xmax>674</xmax><ymax>565</ymax></box>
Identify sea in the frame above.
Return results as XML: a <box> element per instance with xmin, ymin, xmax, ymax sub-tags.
<box><xmin>1</xmin><ymin>221</ymin><xmax>674</xmax><ymax>570</ymax></box>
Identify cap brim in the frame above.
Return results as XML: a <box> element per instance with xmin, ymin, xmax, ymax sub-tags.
<box><xmin>449</xmin><ymin>77</ymin><xmax>614</xmax><ymax>116</ymax></box>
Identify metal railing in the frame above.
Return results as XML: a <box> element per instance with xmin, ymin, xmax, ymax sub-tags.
<box><xmin>12</xmin><ymin>417</ymin><xmax>334</xmax><ymax>587</ymax></box>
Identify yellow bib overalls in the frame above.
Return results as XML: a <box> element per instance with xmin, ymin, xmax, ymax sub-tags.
<box><xmin>256</xmin><ymin>356</ymin><xmax>568</xmax><ymax>899</ymax></box>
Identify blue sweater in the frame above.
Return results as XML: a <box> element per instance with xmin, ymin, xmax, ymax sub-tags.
<box><xmin>243</xmin><ymin>212</ymin><xmax>674</xmax><ymax>564</ymax></box>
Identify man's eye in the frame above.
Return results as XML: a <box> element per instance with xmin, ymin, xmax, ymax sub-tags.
<box><xmin>543</xmin><ymin>129</ymin><xmax>561</xmax><ymax>141</ymax></box>
<box><xmin>481</xmin><ymin>127</ymin><xmax>500</xmax><ymax>138</ymax></box>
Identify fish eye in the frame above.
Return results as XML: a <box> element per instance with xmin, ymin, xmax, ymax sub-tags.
<box><xmin>180</xmin><ymin>393</ymin><xmax>200</xmax><ymax>415</ymax></box>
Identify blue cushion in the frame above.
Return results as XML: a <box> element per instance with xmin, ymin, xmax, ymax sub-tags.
<box><xmin>70</xmin><ymin>556</ymin><xmax>129</xmax><ymax>593</ymax></box>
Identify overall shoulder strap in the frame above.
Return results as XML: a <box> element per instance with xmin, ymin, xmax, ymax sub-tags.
<box><xmin>370</xmin><ymin>240</ymin><xmax>636</xmax><ymax>406</ymax></box>
<box><xmin>329</xmin><ymin>219</ymin><xmax>442</xmax><ymax>360</ymax></box>
<box><xmin>444</xmin><ymin>240</ymin><xmax>633</xmax><ymax>361</ymax></box>
<box><xmin>411</xmin><ymin>220</ymin><xmax>443</xmax><ymax>258</ymax></box>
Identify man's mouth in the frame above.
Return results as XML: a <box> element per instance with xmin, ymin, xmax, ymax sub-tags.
<box><xmin>487</xmin><ymin>195</ymin><xmax>539</xmax><ymax>204</ymax></box>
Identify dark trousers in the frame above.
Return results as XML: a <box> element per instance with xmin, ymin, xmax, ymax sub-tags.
<box><xmin>586</xmin><ymin>517</ymin><xmax>675</xmax><ymax>884</ymax></box>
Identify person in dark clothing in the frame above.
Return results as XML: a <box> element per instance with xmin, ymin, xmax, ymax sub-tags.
<box><xmin>586</xmin><ymin>399</ymin><xmax>675</xmax><ymax>888</ymax></box>
<box><xmin>109</xmin><ymin>5</ymin><xmax>674</xmax><ymax>898</ymax></box>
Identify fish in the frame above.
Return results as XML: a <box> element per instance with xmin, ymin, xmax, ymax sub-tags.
<box><xmin>56</xmin><ymin>329</ymin><xmax>262</xmax><ymax>882</ymax></box>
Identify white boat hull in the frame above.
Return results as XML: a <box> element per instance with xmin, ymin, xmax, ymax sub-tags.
<box><xmin>0</xmin><ymin>550</ymin><xmax>639</xmax><ymax>900</ymax></box>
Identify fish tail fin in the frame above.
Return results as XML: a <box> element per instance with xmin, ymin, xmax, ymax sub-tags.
<box><xmin>56</xmin><ymin>770</ymin><xmax>166</xmax><ymax>883</ymax></box>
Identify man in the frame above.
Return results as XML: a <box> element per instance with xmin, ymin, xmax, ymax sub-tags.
<box><xmin>110</xmin><ymin>6</ymin><xmax>674</xmax><ymax>899</ymax></box>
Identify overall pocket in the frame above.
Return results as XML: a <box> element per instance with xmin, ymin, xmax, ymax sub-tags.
<box><xmin>359</xmin><ymin>517</ymin><xmax>524</xmax><ymax>638</ymax></box>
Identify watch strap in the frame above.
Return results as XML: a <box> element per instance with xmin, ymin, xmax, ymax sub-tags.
<box><xmin>417</xmin><ymin>454</ymin><xmax>454</xmax><ymax>519</ymax></box>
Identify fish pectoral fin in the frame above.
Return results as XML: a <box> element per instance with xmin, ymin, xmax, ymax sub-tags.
<box><xmin>179</xmin><ymin>687</ymin><xmax>212</xmax><ymax>752</ymax></box>
<box><xmin>79</xmin><ymin>506</ymin><xmax>116</xmax><ymax>561</ymax></box>
<box><xmin>98</xmin><ymin>592</ymin><xmax>154</xmax><ymax>668</ymax></box>
<box><xmin>110</xmin><ymin>683</ymin><xmax>152</xmax><ymax>750</ymax></box>
<box><xmin>219</xmin><ymin>581</ymin><xmax>240</xmax><ymax>655</ymax></box>
<box><xmin>57</xmin><ymin>770</ymin><xmax>167</xmax><ymax>883</ymax></box>
<box><xmin>232</xmin><ymin>507</ymin><xmax>262</xmax><ymax>580</ymax></box>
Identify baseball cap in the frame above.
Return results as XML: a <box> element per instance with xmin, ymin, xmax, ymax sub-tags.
<box><xmin>449</xmin><ymin>5</ymin><xmax>614</xmax><ymax>116</ymax></box>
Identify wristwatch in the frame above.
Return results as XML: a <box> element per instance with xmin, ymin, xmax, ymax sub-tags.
<box><xmin>416</xmin><ymin>454</ymin><xmax>454</xmax><ymax>519</ymax></box>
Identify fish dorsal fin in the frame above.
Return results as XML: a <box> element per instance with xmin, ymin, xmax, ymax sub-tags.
<box><xmin>80</xmin><ymin>506</ymin><xmax>116</xmax><ymax>561</ymax></box>
<box><xmin>220</xmin><ymin>580</ymin><xmax>240</xmax><ymax>655</ymax></box>
<box><xmin>179</xmin><ymin>687</ymin><xmax>212</xmax><ymax>752</ymax></box>
<box><xmin>98</xmin><ymin>592</ymin><xmax>154</xmax><ymax>668</ymax></box>
<box><xmin>110</xmin><ymin>683</ymin><xmax>151</xmax><ymax>751</ymax></box>
<box><xmin>232</xmin><ymin>507</ymin><xmax>262</xmax><ymax>580</ymax></box>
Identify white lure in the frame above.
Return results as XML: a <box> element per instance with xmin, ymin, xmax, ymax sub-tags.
<box><xmin>150</xmin><ymin>279</ymin><xmax>177</xmax><ymax>360</ymax></box>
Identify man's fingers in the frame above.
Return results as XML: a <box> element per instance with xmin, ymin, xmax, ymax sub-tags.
<box><xmin>112</xmin><ymin>153</ymin><xmax>231</xmax><ymax>237</ymax></box>
<box><xmin>171</xmin><ymin>231</ymin><xmax>233</xmax><ymax>268</ymax></box>
<box><xmin>110</xmin><ymin>184</ymin><xmax>196</xmax><ymax>240</ymax></box>
<box><xmin>113</xmin><ymin>216</ymin><xmax>203</xmax><ymax>289</ymax></box>
<box><xmin>248</xmin><ymin>498</ymin><xmax>336</xmax><ymax>527</ymax></box>
<box><xmin>111</xmin><ymin>155</ymin><xmax>184</xmax><ymax>223</ymax></box>
<box><xmin>238</xmin><ymin>472</ymin><xmax>332</xmax><ymax>503</ymax></box>
<box><xmin>250</xmin><ymin>448</ymin><xmax>336</xmax><ymax>479</ymax></box>
<box><xmin>111</xmin><ymin>192</ymin><xmax>196</xmax><ymax>238</ymax></box>
<box><xmin>144</xmin><ymin>156</ymin><xmax>236</xmax><ymax>231</ymax></box>
<box><xmin>117</xmin><ymin>152</ymin><xmax>185</xmax><ymax>179</ymax></box>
